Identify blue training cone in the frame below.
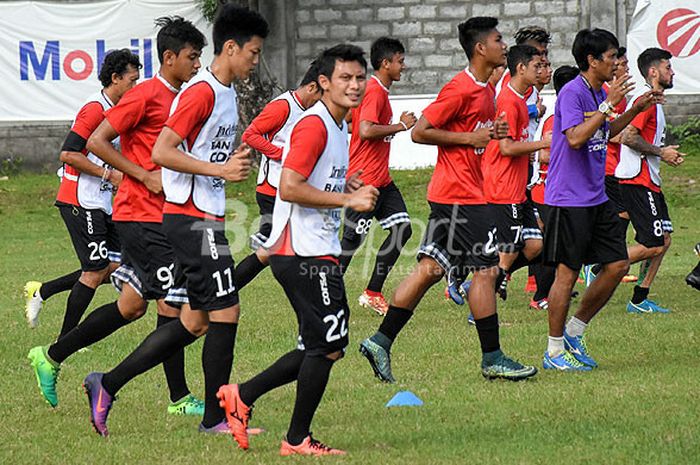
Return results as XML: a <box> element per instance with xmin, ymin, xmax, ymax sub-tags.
<box><xmin>386</xmin><ymin>390</ymin><xmax>423</xmax><ymax>407</ymax></box>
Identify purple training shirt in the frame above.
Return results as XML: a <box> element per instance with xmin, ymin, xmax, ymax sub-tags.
<box><xmin>545</xmin><ymin>75</ymin><xmax>610</xmax><ymax>207</ymax></box>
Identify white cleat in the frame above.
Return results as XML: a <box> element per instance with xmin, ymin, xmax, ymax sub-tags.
<box><xmin>24</xmin><ymin>281</ymin><xmax>43</xmax><ymax>328</ymax></box>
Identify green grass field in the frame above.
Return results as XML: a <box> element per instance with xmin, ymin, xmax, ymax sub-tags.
<box><xmin>1</xmin><ymin>153</ymin><xmax>698</xmax><ymax>464</ymax></box>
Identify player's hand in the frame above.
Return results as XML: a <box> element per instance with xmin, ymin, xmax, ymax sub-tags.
<box><xmin>536</xmin><ymin>97</ymin><xmax>546</xmax><ymax>118</ymax></box>
<box><xmin>607</xmin><ymin>73</ymin><xmax>635</xmax><ymax>106</ymax></box>
<box><xmin>221</xmin><ymin>143</ymin><xmax>252</xmax><ymax>182</ymax></box>
<box><xmin>143</xmin><ymin>170</ymin><xmax>163</xmax><ymax>195</ymax></box>
<box><xmin>399</xmin><ymin>111</ymin><xmax>417</xmax><ymax>130</ymax></box>
<box><xmin>346</xmin><ymin>185</ymin><xmax>378</xmax><ymax>212</ymax></box>
<box><xmin>492</xmin><ymin>112</ymin><xmax>509</xmax><ymax>140</ymax></box>
<box><xmin>541</xmin><ymin>130</ymin><xmax>552</xmax><ymax>147</ymax></box>
<box><xmin>108</xmin><ymin>169</ymin><xmax>123</xmax><ymax>187</ymax></box>
<box><xmin>469</xmin><ymin>127</ymin><xmax>493</xmax><ymax>148</ymax></box>
<box><xmin>345</xmin><ymin>170</ymin><xmax>365</xmax><ymax>193</ymax></box>
<box><xmin>632</xmin><ymin>90</ymin><xmax>663</xmax><ymax>113</ymax></box>
<box><xmin>660</xmin><ymin>145</ymin><xmax>685</xmax><ymax>166</ymax></box>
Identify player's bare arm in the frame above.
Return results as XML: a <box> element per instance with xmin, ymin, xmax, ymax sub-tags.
<box><xmin>59</xmin><ymin>147</ymin><xmax>118</xmax><ymax>181</ymax></box>
<box><xmin>359</xmin><ymin>111</ymin><xmax>417</xmax><ymax>141</ymax></box>
<box><xmin>610</xmin><ymin>89</ymin><xmax>660</xmax><ymax>138</ymax></box>
<box><xmin>412</xmin><ymin>115</ymin><xmax>492</xmax><ymax>148</ymax></box>
<box><xmin>279</xmin><ymin>168</ymin><xmax>377</xmax><ymax>212</ymax></box>
<box><xmin>499</xmin><ymin>131</ymin><xmax>551</xmax><ymax>156</ymax></box>
<box><xmin>621</xmin><ymin>125</ymin><xmax>685</xmax><ymax>166</ymax></box>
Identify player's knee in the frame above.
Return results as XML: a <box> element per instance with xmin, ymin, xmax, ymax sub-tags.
<box><xmin>182</xmin><ymin>319</ymin><xmax>208</xmax><ymax>337</ymax></box>
<box><xmin>324</xmin><ymin>350</ymin><xmax>344</xmax><ymax>361</ymax></box>
<box><xmin>608</xmin><ymin>259</ymin><xmax>630</xmax><ymax>278</ymax></box>
<box><xmin>80</xmin><ymin>269</ymin><xmax>106</xmax><ymax>288</ymax></box>
<box><xmin>645</xmin><ymin>245</ymin><xmax>665</xmax><ymax>258</ymax></box>
<box><xmin>117</xmin><ymin>299</ymin><xmax>147</xmax><ymax>320</ymax></box>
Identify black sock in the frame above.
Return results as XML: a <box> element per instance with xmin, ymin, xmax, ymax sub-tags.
<box><xmin>508</xmin><ymin>253</ymin><xmax>533</xmax><ymax>274</ymax></box>
<box><xmin>39</xmin><ymin>270</ymin><xmax>81</xmax><ymax>300</ymax></box>
<box><xmin>157</xmin><ymin>315</ymin><xmax>190</xmax><ymax>403</ymax></box>
<box><xmin>631</xmin><ymin>285</ymin><xmax>650</xmax><ymax>304</ymax></box>
<box><xmin>239</xmin><ymin>349</ymin><xmax>305</xmax><ymax>406</ymax></box>
<box><xmin>533</xmin><ymin>263</ymin><xmax>556</xmax><ymax>301</ymax></box>
<box><xmin>48</xmin><ymin>301</ymin><xmax>129</xmax><ymax>364</ymax></box>
<box><xmin>474</xmin><ymin>313</ymin><xmax>500</xmax><ymax>354</ymax></box>
<box><xmin>591</xmin><ymin>263</ymin><xmax>603</xmax><ymax>275</ymax></box>
<box><xmin>102</xmin><ymin>319</ymin><xmax>198</xmax><ymax>397</ymax></box>
<box><xmin>375</xmin><ymin>306</ymin><xmax>413</xmax><ymax>347</ymax></box>
<box><xmin>201</xmin><ymin>322</ymin><xmax>238</xmax><ymax>428</ymax></box>
<box><xmin>339</xmin><ymin>228</ymin><xmax>363</xmax><ymax>274</ymax></box>
<box><xmin>57</xmin><ymin>281</ymin><xmax>96</xmax><ymax>339</ymax></box>
<box><xmin>234</xmin><ymin>253</ymin><xmax>267</xmax><ymax>291</ymax></box>
<box><xmin>367</xmin><ymin>224</ymin><xmax>412</xmax><ymax>293</ymax></box>
<box><xmin>286</xmin><ymin>355</ymin><xmax>334</xmax><ymax>446</ymax></box>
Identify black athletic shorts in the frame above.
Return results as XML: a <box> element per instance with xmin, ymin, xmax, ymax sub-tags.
<box><xmin>342</xmin><ymin>181</ymin><xmax>410</xmax><ymax>243</ymax></box>
<box><xmin>605</xmin><ymin>175</ymin><xmax>627</xmax><ymax>214</ymax></box>
<box><xmin>543</xmin><ymin>201</ymin><xmax>628</xmax><ymax>271</ymax></box>
<box><xmin>418</xmin><ymin>202</ymin><xmax>499</xmax><ymax>272</ymax></box>
<box><xmin>533</xmin><ymin>201</ymin><xmax>551</xmax><ymax>226</ymax></box>
<box><xmin>57</xmin><ymin>202</ymin><xmax>121</xmax><ymax>271</ymax></box>
<box><xmin>620</xmin><ymin>184</ymin><xmax>673</xmax><ymax>248</ymax></box>
<box><xmin>489</xmin><ymin>202</ymin><xmax>542</xmax><ymax>253</ymax></box>
<box><xmin>162</xmin><ymin>214</ymin><xmax>239</xmax><ymax>311</ymax></box>
<box><xmin>269</xmin><ymin>255</ymin><xmax>349</xmax><ymax>356</ymax></box>
<box><xmin>250</xmin><ymin>192</ymin><xmax>275</xmax><ymax>250</ymax></box>
<box><xmin>111</xmin><ymin>221</ymin><xmax>182</xmax><ymax>301</ymax></box>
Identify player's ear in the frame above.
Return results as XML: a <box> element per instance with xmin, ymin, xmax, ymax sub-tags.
<box><xmin>225</xmin><ymin>39</ymin><xmax>239</xmax><ymax>56</ymax></box>
<box><xmin>162</xmin><ymin>49</ymin><xmax>176</xmax><ymax>66</ymax></box>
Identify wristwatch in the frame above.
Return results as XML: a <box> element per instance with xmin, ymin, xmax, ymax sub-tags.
<box><xmin>598</xmin><ymin>100</ymin><xmax>614</xmax><ymax>117</ymax></box>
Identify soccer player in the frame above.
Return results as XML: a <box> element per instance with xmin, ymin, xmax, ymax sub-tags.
<box><xmin>359</xmin><ymin>17</ymin><xmax>538</xmax><ymax>383</ymax></box>
<box><xmin>528</xmin><ymin>65</ymin><xmax>580</xmax><ymax>310</ymax></box>
<box><xmin>234</xmin><ymin>62</ymin><xmax>322</xmax><ymax>290</ymax></box>
<box><xmin>339</xmin><ymin>37</ymin><xmax>416</xmax><ymax>315</ymax></box>
<box><xmin>217</xmin><ymin>44</ymin><xmax>377</xmax><ymax>456</ymax></box>
<box><xmin>483</xmin><ymin>45</ymin><xmax>550</xmax><ymax>306</ymax></box>
<box><xmin>542</xmin><ymin>29</ymin><xmax>659</xmax><ymax>371</ymax></box>
<box><xmin>27</xmin><ymin>17</ymin><xmax>206</xmax><ymax>414</ymax></box>
<box><xmin>81</xmin><ymin>5</ymin><xmax>268</xmax><ymax>437</ymax></box>
<box><xmin>617</xmin><ymin>47</ymin><xmax>684</xmax><ymax>314</ymax></box>
<box><xmin>23</xmin><ymin>50</ymin><xmax>141</xmax><ymax>330</ymax></box>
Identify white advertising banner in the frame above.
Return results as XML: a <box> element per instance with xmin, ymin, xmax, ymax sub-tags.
<box><xmin>627</xmin><ymin>0</ymin><xmax>700</xmax><ymax>94</ymax></box>
<box><xmin>0</xmin><ymin>0</ymin><xmax>213</xmax><ymax>121</ymax></box>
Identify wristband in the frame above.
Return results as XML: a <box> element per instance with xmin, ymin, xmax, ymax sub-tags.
<box><xmin>399</xmin><ymin>121</ymin><xmax>408</xmax><ymax>131</ymax></box>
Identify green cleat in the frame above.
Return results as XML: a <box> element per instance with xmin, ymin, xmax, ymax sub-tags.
<box><xmin>168</xmin><ymin>393</ymin><xmax>205</xmax><ymax>416</ymax></box>
<box><xmin>359</xmin><ymin>338</ymin><xmax>395</xmax><ymax>383</ymax></box>
<box><xmin>28</xmin><ymin>346</ymin><xmax>60</xmax><ymax>407</ymax></box>
<box><xmin>481</xmin><ymin>350</ymin><xmax>538</xmax><ymax>381</ymax></box>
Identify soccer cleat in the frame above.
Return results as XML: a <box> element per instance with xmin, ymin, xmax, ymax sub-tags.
<box><xmin>687</xmin><ymin>265</ymin><xmax>700</xmax><ymax>291</ymax></box>
<box><xmin>626</xmin><ymin>299</ymin><xmax>670</xmax><ymax>314</ymax></box>
<box><xmin>359</xmin><ymin>338</ymin><xmax>395</xmax><ymax>383</ymax></box>
<box><xmin>24</xmin><ymin>281</ymin><xmax>43</xmax><ymax>328</ymax></box>
<box><xmin>358</xmin><ymin>290</ymin><xmax>388</xmax><ymax>316</ymax></box>
<box><xmin>529</xmin><ymin>298</ymin><xmax>549</xmax><ymax>311</ymax></box>
<box><xmin>280</xmin><ymin>435</ymin><xmax>346</xmax><ymax>456</ymax></box>
<box><xmin>168</xmin><ymin>393</ymin><xmax>205</xmax><ymax>416</ymax></box>
<box><xmin>496</xmin><ymin>274</ymin><xmax>509</xmax><ymax>301</ymax></box>
<box><xmin>621</xmin><ymin>274</ymin><xmax>638</xmax><ymax>283</ymax></box>
<box><xmin>445</xmin><ymin>279</ymin><xmax>471</xmax><ymax>305</ymax></box>
<box><xmin>583</xmin><ymin>265</ymin><xmax>597</xmax><ymax>287</ymax></box>
<box><xmin>83</xmin><ymin>372</ymin><xmax>114</xmax><ymax>437</ymax></box>
<box><xmin>217</xmin><ymin>384</ymin><xmax>252</xmax><ymax>450</ymax></box>
<box><xmin>543</xmin><ymin>350</ymin><xmax>592</xmax><ymax>371</ymax></box>
<box><xmin>467</xmin><ymin>312</ymin><xmax>475</xmax><ymax>325</ymax></box>
<box><xmin>481</xmin><ymin>351</ymin><xmax>538</xmax><ymax>381</ymax></box>
<box><xmin>563</xmin><ymin>332</ymin><xmax>598</xmax><ymax>368</ymax></box>
<box><xmin>199</xmin><ymin>421</ymin><xmax>231</xmax><ymax>434</ymax></box>
<box><xmin>524</xmin><ymin>275</ymin><xmax>537</xmax><ymax>293</ymax></box>
<box><xmin>28</xmin><ymin>346</ymin><xmax>60</xmax><ymax>407</ymax></box>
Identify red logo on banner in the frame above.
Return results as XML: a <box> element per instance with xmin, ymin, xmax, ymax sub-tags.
<box><xmin>657</xmin><ymin>8</ymin><xmax>700</xmax><ymax>57</ymax></box>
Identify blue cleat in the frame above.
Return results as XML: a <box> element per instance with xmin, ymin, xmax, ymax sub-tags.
<box><xmin>564</xmin><ymin>332</ymin><xmax>598</xmax><ymax>368</ymax></box>
<box><xmin>627</xmin><ymin>299</ymin><xmax>671</xmax><ymax>314</ymax></box>
<box><xmin>445</xmin><ymin>267</ymin><xmax>471</xmax><ymax>305</ymax></box>
<box><xmin>467</xmin><ymin>312</ymin><xmax>475</xmax><ymax>325</ymax></box>
<box><xmin>543</xmin><ymin>350</ymin><xmax>592</xmax><ymax>371</ymax></box>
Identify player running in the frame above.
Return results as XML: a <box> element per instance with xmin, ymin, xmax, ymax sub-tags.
<box><xmin>359</xmin><ymin>17</ymin><xmax>538</xmax><ymax>384</ymax></box>
<box><xmin>24</xmin><ymin>49</ymin><xmax>140</xmax><ymax>330</ymax></box>
<box><xmin>217</xmin><ymin>44</ymin><xmax>377</xmax><ymax>456</ymax></box>
<box><xmin>82</xmin><ymin>5</ymin><xmax>268</xmax><ymax>437</ymax></box>
<box><xmin>233</xmin><ymin>62</ymin><xmax>322</xmax><ymax>290</ymax></box>
<box><xmin>27</xmin><ymin>17</ymin><xmax>205</xmax><ymax>415</ymax></box>
<box><xmin>339</xmin><ymin>36</ymin><xmax>416</xmax><ymax>316</ymax></box>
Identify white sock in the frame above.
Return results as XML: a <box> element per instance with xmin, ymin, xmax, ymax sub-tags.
<box><xmin>566</xmin><ymin>316</ymin><xmax>587</xmax><ymax>337</ymax></box>
<box><xmin>547</xmin><ymin>336</ymin><xmax>564</xmax><ymax>356</ymax></box>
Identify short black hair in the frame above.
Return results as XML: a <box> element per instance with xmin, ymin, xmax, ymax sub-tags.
<box><xmin>299</xmin><ymin>60</ymin><xmax>320</xmax><ymax>86</ymax></box>
<box><xmin>213</xmin><ymin>4</ymin><xmax>269</xmax><ymax>54</ymax></box>
<box><xmin>571</xmin><ymin>28</ymin><xmax>619</xmax><ymax>71</ymax></box>
<box><xmin>506</xmin><ymin>44</ymin><xmax>541</xmax><ymax>76</ymax></box>
<box><xmin>370</xmin><ymin>37</ymin><xmax>405</xmax><ymax>70</ymax></box>
<box><xmin>514</xmin><ymin>26</ymin><xmax>551</xmax><ymax>47</ymax></box>
<box><xmin>154</xmin><ymin>16</ymin><xmax>207</xmax><ymax>64</ymax></box>
<box><xmin>316</xmin><ymin>44</ymin><xmax>367</xmax><ymax>81</ymax></box>
<box><xmin>458</xmin><ymin>17</ymin><xmax>499</xmax><ymax>60</ymax></box>
<box><xmin>616</xmin><ymin>46</ymin><xmax>627</xmax><ymax>58</ymax></box>
<box><xmin>98</xmin><ymin>49</ymin><xmax>142</xmax><ymax>88</ymax></box>
<box><xmin>637</xmin><ymin>47</ymin><xmax>672</xmax><ymax>78</ymax></box>
<box><xmin>553</xmin><ymin>65</ymin><xmax>579</xmax><ymax>94</ymax></box>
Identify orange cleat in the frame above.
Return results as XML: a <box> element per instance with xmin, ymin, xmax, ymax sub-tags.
<box><xmin>524</xmin><ymin>275</ymin><xmax>537</xmax><ymax>293</ymax></box>
<box><xmin>217</xmin><ymin>384</ymin><xmax>252</xmax><ymax>450</ymax></box>
<box><xmin>280</xmin><ymin>435</ymin><xmax>347</xmax><ymax>456</ymax></box>
<box><xmin>621</xmin><ymin>274</ymin><xmax>638</xmax><ymax>283</ymax></box>
<box><xmin>358</xmin><ymin>290</ymin><xmax>388</xmax><ymax>316</ymax></box>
